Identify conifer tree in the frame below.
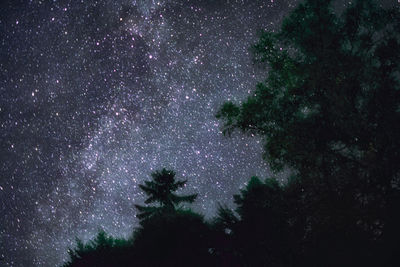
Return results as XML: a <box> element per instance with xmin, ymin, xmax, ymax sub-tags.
<box><xmin>134</xmin><ymin>168</ymin><xmax>198</xmax><ymax>220</ymax></box>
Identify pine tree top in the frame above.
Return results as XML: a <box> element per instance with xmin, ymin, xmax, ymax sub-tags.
<box><xmin>135</xmin><ymin>168</ymin><xmax>197</xmax><ymax>220</ymax></box>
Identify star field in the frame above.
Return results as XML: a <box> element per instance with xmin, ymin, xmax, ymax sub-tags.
<box><xmin>0</xmin><ymin>0</ymin><xmax>299</xmax><ymax>265</ymax></box>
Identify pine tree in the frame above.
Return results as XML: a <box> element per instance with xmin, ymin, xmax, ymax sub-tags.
<box><xmin>134</xmin><ymin>168</ymin><xmax>198</xmax><ymax>220</ymax></box>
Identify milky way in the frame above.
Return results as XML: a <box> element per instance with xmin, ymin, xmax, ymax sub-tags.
<box><xmin>0</xmin><ymin>0</ymin><xmax>299</xmax><ymax>265</ymax></box>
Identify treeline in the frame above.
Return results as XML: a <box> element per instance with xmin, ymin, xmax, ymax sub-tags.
<box><xmin>63</xmin><ymin>0</ymin><xmax>400</xmax><ymax>266</ymax></box>
<box><xmin>63</xmin><ymin>168</ymin><xmax>398</xmax><ymax>267</ymax></box>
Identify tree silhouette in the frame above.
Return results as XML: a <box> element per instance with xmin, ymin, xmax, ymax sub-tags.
<box><xmin>212</xmin><ymin>177</ymin><xmax>291</xmax><ymax>267</ymax></box>
<box><xmin>63</xmin><ymin>230</ymin><xmax>132</xmax><ymax>267</ymax></box>
<box><xmin>217</xmin><ymin>0</ymin><xmax>400</xmax><ymax>266</ymax></box>
<box><xmin>132</xmin><ymin>169</ymin><xmax>213</xmax><ymax>266</ymax></box>
<box><xmin>134</xmin><ymin>168</ymin><xmax>198</xmax><ymax>221</ymax></box>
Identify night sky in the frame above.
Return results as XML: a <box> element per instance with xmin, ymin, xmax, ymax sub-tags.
<box><xmin>0</xmin><ymin>0</ymin><xmax>329</xmax><ymax>265</ymax></box>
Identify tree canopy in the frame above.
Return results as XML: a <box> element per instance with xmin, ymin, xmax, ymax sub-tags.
<box><xmin>217</xmin><ymin>0</ymin><xmax>400</xmax><ymax>184</ymax></box>
<box><xmin>216</xmin><ymin>0</ymin><xmax>400</xmax><ymax>265</ymax></box>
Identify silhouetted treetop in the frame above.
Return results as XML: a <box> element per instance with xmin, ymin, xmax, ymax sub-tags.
<box><xmin>135</xmin><ymin>168</ymin><xmax>197</xmax><ymax>220</ymax></box>
<box><xmin>63</xmin><ymin>230</ymin><xmax>132</xmax><ymax>267</ymax></box>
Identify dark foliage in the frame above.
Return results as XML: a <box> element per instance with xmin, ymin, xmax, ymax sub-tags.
<box><xmin>63</xmin><ymin>230</ymin><xmax>132</xmax><ymax>267</ymax></box>
<box><xmin>211</xmin><ymin>177</ymin><xmax>291</xmax><ymax>267</ymax></box>
<box><xmin>134</xmin><ymin>168</ymin><xmax>198</xmax><ymax>221</ymax></box>
<box><xmin>216</xmin><ymin>0</ymin><xmax>400</xmax><ymax>266</ymax></box>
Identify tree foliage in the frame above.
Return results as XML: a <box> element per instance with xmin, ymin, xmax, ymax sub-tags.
<box><xmin>63</xmin><ymin>230</ymin><xmax>132</xmax><ymax>267</ymax></box>
<box><xmin>216</xmin><ymin>0</ymin><xmax>400</xmax><ymax>265</ymax></box>
<box><xmin>217</xmin><ymin>0</ymin><xmax>400</xmax><ymax>181</ymax></box>
<box><xmin>134</xmin><ymin>168</ymin><xmax>198</xmax><ymax>221</ymax></box>
<box><xmin>225</xmin><ymin>177</ymin><xmax>291</xmax><ymax>266</ymax></box>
